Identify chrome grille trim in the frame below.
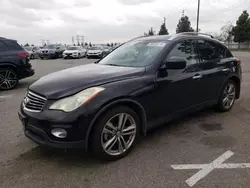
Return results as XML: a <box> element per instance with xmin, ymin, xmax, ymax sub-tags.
<box><xmin>23</xmin><ymin>91</ymin><xmax>47</xmax><ymax>112</ymax></box>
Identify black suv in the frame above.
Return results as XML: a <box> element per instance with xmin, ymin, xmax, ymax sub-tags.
<box><xmin>19</xmin><ymin>33</ymin><xmax>241</xmax><ymax>160</ymax></box>
<box><xmin>39</xmin><ymin>44</ymin><xmax>65</xmax><ymax>59</ymax></box>
<box><xmin>0</xmin><ymin>37</ymin><xmax>34</xmax><ymax>90</ymax></box>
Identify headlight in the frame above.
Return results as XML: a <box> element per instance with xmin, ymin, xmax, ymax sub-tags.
<box><xmin>49</xmin><ymin>87</ymin><xmax>105</xmax><ymax>112</ymax></box>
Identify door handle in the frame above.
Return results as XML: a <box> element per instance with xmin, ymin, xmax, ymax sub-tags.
<box><xmin>193</xmin><ymin>74</ymin><xmax>202</xmax><ymax>79</ymax></box>
<box><xmin>221</xmin><ymin>68</ymin><xmax>229</xmax><ymax>72</ymax></box>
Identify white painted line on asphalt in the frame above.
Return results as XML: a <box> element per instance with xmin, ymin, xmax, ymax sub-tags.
<box><xmin>171</xmin><ymin>150</ymin><xmax>250</xmax><ymax>187</ymax></box>
<box><xmin>0</xmin><ymin>94</ymin><xmax>15</xmax><ymax>99</ymax></box>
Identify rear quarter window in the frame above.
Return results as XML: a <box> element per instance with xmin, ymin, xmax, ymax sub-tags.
<box><xmin>217</xmin><ymin>44</ymin><xmax>233</xmax><ymax>58</ymax></box>
<box><xmin>0</xmin><ymin>41</ymin><xmax>8</xmax><ymax>52</ymax></box>
<box><xmin>4</xmin><ymin>40</ymin><xmax>23</xmax><ymax>50</ymax></box>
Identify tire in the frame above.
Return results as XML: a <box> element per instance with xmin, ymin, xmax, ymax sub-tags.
<box><xmin>87</xmin><ymin>56</ymin><xmax>90</xmax><ymax>59</ymax></box>
<box><xmin>90</xmin><ymin>106</ymin><xmax>140</xmax><ymax>161</ymax></box>
<box><xmin>0</xmin><ymin>68</ymin><xmax>19</xmax><ymax>90</ymax></box>
<box><xmin>40</xmin><ymin>57</ymin><xmax>44</xmax><ymax>60</ymax></box>
<box><xmin>30</xmin><ymin>54</ymin><xmax>34</xmax><ymax>59</ymax></box>
<box><xmin>216</xmin><ymin>79</ymin><xmax>236</xmax><ymax>112</ymax></box>
<box><xmin>78</xmin><ymin>53</ymin><xmax>80</xmax><ymax>59</ymax></box>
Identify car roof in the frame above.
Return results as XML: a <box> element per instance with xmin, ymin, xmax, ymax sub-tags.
<box><xmin>133</xmin><ymin>33</ymin><xmax>224</xmax><ymax>45</ymax></box>
<box><xmin>0</xmin><ymin>37</ymin><xmax>17</xmax><ymax>42</ymax></box>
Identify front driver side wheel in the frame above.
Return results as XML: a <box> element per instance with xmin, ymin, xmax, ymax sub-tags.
<box><xmin>90</xmin><ymin>106</ymin><xmax>139</xmax><ymax>161</ymax></box>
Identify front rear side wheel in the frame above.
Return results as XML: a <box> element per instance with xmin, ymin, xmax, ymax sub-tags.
<box><xmin>0</xmin><ymin>68</ymin><xmax>19</xmax><ymax>90</ymax></box>
<box><xmin>216</xmin><ymin>80</ymin><xmax>236</xmax><ymax>112</ymax></box>
<box><xmin>90</xmin><ymin>106</ymin><xmax>139</xmax><ymax>161</ymax></box>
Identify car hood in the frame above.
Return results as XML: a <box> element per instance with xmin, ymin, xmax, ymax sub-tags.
<box><xmin>64</xmin><ymin>50</ymin><xmax>79</xmax><ymax>53</ymax></box>
<box><xmin>29</xmin><ymin>63</ymin><xmax>145</xmax><ymax>99</ymax></box>
<box><xmin>88</xmin><ymin>50</ymin><xmax>102</xmax><ymax>53</ymax></box>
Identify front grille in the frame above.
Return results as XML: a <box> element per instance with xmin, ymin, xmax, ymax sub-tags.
<box><xmin>23</xmin><ymin>91</ymin><xmax>47</xmax><ymax>112</ymax></box>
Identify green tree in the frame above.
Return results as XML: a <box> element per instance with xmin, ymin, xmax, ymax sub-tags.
<box><xmin>111</xmin><ymin>43</ymin><xmax>114</xmax><ymax>47</ymax></box>
<box><xmin>85</xmin><ymin>42</ymin><xmax>88</xmax><ymax>46</ymax></box>
<box><xmin>24</xmin><ymin>43</ymin><xmax>30</xmax><ymax>47</ymax></box>
<box><xmin>107</xmin><ymin>43</ymin><xmax>110</xmax><ymax>47</ymax></box>
<box><xmin>232</xmin><ymin>10</ymin><xmax>250</xmax><ymax>44</ymax></box>
<box><xmin>158</xmin><ymin>18</ymin><xmax>169</xmax><ymax>35</ymax></box>
<box><xmin>81</xmin><ymin>42</ymin><xmax>84</xmax><ymax>46</ymax></box>
<box><xmin>176</xmin><ymin>15</ymin><xmax>194</xmax><ymax>33</ymax></box>
<box><xmin>89</xmin><ymin>42</ymin><xmax>92</xmax><ymax>47</ymax></box>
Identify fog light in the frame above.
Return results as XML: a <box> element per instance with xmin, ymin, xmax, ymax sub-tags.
<box><xmin>51</xmin><ymin>128</ymin><xmax>67</xmax><ymax>138</ymax></box>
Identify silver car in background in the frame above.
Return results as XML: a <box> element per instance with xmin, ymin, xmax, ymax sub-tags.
<box><xmin>24</xmin><ymin>46</ymin><xmax>40</xmax><ymax>59</ymax></box>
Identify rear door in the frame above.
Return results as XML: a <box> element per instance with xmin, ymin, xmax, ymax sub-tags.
<box><xmin>195</xmin><ymin>39</ymin><xmax>229</xmax><ymax>103</ymax></box>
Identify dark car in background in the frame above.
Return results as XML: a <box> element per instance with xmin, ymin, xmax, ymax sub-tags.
<box><xmin>39</xmin><ymin>44</ymin><xmax>65</xmax><ymax>59</ymax></box>
<box><xmin>18</xmin><ymin>33</ymin><xmax>241</xmax><ymax>161</ymax></box>
<box><xmin>0</xmin><ymin>37</ymin><xmax>34</xmax><ymax>90</ymax></box>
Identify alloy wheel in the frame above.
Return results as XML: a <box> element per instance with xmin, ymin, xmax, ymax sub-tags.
<box><xmin>0</xmin><ymin>69</ymin><xmax>18</xmax><ymax>90</ymax></box>
<box><xmin>101</xmin><ymin>113</ymin><xmax>137</xmax><ymax>156</ymax></box>
<box><xmin>222</xmin><ymin>83</ymin><xmax>236</xmax><ymax>109</ymax></box>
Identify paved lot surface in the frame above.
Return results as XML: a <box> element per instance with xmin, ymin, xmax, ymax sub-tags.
<box><xmin>1</xmin><ymin>52</ymin><xmax>250</xmax><ymax>188</ymax></box>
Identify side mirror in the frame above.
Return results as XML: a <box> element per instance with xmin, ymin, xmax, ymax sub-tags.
<box><xmin>164</xmin><ymin>57</ymin><xmax>187</xmax><ymax>70</ymax></box>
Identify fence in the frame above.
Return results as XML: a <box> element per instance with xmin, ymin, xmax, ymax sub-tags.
<box><xmin>224</xmin><ymin>41</ymin><xmax>250</xmax><ymax>50</ymax></box>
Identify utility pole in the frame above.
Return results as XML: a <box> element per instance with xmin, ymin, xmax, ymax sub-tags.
<box><xmin>196</xmin><ymin>0</ymin><xmax>200</xmax><ymax>32</ymax></box>
<box><xmin>164</xmin><ymin>17</ymin><xmax>166</xmax><ymax>25</ymax></box>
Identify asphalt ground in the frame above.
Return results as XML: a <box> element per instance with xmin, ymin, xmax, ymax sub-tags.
<box><xmin>1</xmin><ymin>52</ymin><xmax>250</xmax><ymax>188</ymax></box>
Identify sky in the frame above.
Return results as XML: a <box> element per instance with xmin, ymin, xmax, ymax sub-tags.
<box><xmin>0</xmin><ymin>0</ymin><xmax>248</xmax><ymax>45</ymax></box>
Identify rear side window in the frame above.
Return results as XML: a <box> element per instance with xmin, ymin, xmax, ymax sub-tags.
<box><xmin>197</xmin><ymin>40</ymin><xmax>220</xmax><ymax>61</ymax></box>
<box><xmin>0</xmin><ymin>41</ymin><xmax>8</xmax><ymax>52</ymax></box>
<box><xmin>4</xmin><ymin>40</ymin><xmax>23</xmax><ymax>50</ymax></box>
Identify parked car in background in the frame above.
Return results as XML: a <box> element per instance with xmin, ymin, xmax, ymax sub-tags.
<box><xmin>39</xmin><ymin>44</ymin><xmax>65</xmax><ymax>59</ymax></box>
<box><xmin>24</xmin><ymin>46</ymin><xmax>40</xmax><ymax>59</ymax></box>
<box><xmin>87</xmin><ymin>46</ymin><xmax>104</xmax><ymax>58</ymax></box>
<box><xmin>102</xmin><ymin>46</ymin><xmax>111</xmax><ymax>56</ymax></box>
<box><xmin>18</xmin><ymin>33</ymin><xmax>241</xmax><ymax>160</ymax></box>
<box><xmin>63</xmin><ymin>46</ymin><xmax>86</xmax><ymax>59</ymax></box>
<box><xmin>0</xmin><ymin>37</ymin><xmax>34</xmax><ymax>90</ymax></box>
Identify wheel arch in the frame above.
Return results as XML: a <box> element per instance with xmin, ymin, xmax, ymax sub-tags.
<box><xmin>0</xmin><ymin>63</ymin><xmax>18</xmax><ymax>74</ymax></box>
<box><xmin>228</xmin><ymin>76</ymin><xmax>241</xmax><ymax>99</ymax></box>
<box><xmin>85</xmin><ymin>98</ymin><xmax>147</xmax><ymax>151</ymax></box>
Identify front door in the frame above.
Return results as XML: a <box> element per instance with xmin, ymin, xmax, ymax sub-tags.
<box><xmin>151</xmin><ymin>39</ymin><xmax>200</xmax><ymax>122</ymax></box>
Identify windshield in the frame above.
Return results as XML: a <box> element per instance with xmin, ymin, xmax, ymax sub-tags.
<box><xmin>67</xmin><ymin>46</ymin><xmax>79</xmax><ymax>50</ymax></box>
<box><xmin>90</xmin><ymin>47</ymin><xmax>102</xmax><ymax>50</ymax></box>
<box><xmin>46</xmin><ymin>44</ymin><xmax>57</xmax><ymax>49</ymax></box>
<box><xmin>24</xmin><ymin>46</ymin><xmax>32</xmax><ymax>51</ymax></box>
<box><xmin>99</xmin><ymin>41</ymin><xmax>168</xmax><ymax>67</ymax></box>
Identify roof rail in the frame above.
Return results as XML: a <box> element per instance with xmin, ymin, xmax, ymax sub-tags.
<box><xmin>177</xmin><ymin>32</ymin><xmax>214</xmax><ymax>38</ymax></box>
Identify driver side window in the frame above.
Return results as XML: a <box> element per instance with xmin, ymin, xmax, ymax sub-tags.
<box><xmin>167</xmin><ymin>39</ymin><xmax>198</xmax><ymax>67</ymax></box>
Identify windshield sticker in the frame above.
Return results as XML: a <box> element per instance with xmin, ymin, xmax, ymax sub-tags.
<box><xmin>147</xmin><ymin>43</ymin><xmax>166</xmax><ymax>47</ymax></box>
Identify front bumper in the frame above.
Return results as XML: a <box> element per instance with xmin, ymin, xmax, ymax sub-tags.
<box><xmin>39</xmin><ymin>53</ymin><xmax>57</xmax><ymax>59</ymax></box>
<box><xmin>87</xmin><ymin>53</ymin><xmax>102</xmax><ymax>58</ymax></box>
<box><xmin>18</xmin><ymin>107</ymin><xmax>89</xmax><ymax>149</ymax></box>
<box><xmin>63</xmin><ymin>53</ymin><xmax>79</xmax><ymax>59</ymax></box>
